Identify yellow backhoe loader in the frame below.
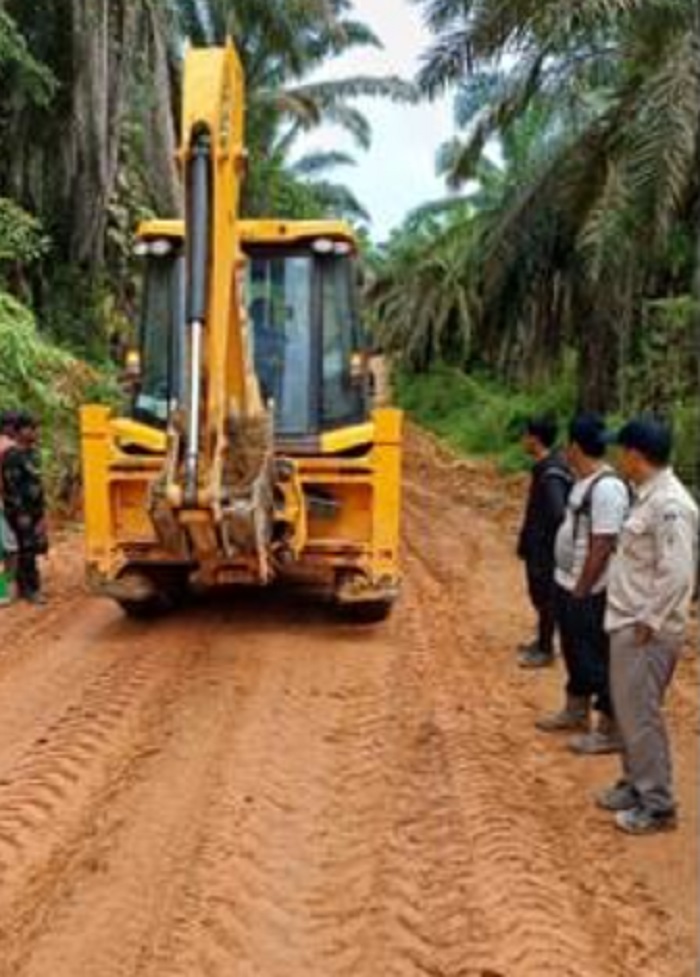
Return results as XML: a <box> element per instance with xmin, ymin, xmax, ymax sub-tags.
<box><xmin>80</xmin><ymin>42</ymin><xmax>402</xmax><ymax>620</ymax></box>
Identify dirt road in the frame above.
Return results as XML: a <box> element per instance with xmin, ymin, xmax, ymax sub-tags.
<box><xmin>0</xmin><ymin>429</ymin><xmax>696</xmax><ymax>977</ymax></box>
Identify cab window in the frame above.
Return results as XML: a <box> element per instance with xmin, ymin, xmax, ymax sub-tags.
<box><xmin>321</xmin><ymin>256</ymin><xmax>365</xmax><ymax>427</ymax></box>
<box><xmin>247</xmin><ymin>254</ymin><xmax>313</xmax><ymax>435</ymax></box>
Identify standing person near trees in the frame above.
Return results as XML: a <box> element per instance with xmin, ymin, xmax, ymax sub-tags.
<box><xmin>537</xmin><ymin>414</ymin><xmax>630</xmax><ymax>754</ymax></box>
<box><xmin>596</xmin><ymin>418</ymin><xmax>698</xmax><ymax>835</ymax></box>
<box><xmin>1</xmin><ymin>412</ymin><xmax>48</xmax><ymax>605</ymax></box>
<box><xmin>517</xmin><ymin>415</ymin><xmax>573</xmax><ymax>668</ymax></box>
<box><xmin>0</xmin><ymin>410</ymin><xmax>19</xmax><ymax>606</ymax></box>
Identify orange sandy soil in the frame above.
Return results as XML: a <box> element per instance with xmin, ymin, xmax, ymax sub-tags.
<box><xmin>0</xmin><ymin>426</ymin><xmax>696</xmax><ymax>977</ymax></box>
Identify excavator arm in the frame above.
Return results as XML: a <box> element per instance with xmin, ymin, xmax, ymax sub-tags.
<box><xmin>159</xmin><ymin>43</ymin><xmax>274</xmax><ymax>577</ymax></box>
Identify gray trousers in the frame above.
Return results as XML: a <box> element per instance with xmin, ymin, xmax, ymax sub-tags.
<box><xmin>609</xmin><ymin>627</ymin><xmax>682</xmax><ymax>814</ymax></box>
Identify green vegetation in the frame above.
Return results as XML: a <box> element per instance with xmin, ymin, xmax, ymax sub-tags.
<box><xmin>368</xmin><ymin>0</ymin><xmax>699</xmax><ymax>490</ymax></box>
<box><xmin>0</xmin><ymin>292</ymin><xmax>116</xmax><ymax>506</ymax></box>
<box><xmin>0</xmin><ymin>0</ymin><xmax>411</xmax><ymax>502</ymax></box>
<box><xmin>0</xmin><ymin>0</ymin><xmax>697</xmax><ymax>496</ymax></box>
<box><xmin>395</xmin><ymin>364</ymin><xmax>697</xmax><ymax>483</ymax></box>
<box><xmin>395</xmin><ymin>364</ymin><xmax>577</xmax><ymax>473</ymax></box>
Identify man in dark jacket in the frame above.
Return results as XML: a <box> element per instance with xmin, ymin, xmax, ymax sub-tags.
<box><xmin>1</xmin><ymin>412</ymin><xmax>48</xmax><ymax>604</ymax></box>
<box><xmin>517</xmin><ymin>415</ymin><xmax>573</xmax><ymax>668</ymax></box>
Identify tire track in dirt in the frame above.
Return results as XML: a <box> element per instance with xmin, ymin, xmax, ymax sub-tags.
<box><xmin>0</xmin><ymin>615</ymin><xmax>212</xmax><ymax>975</ymax></box>
<box><xmin>401</xmin><ymin>463</ymin><xmax>685</xmax><ymax>977</ymax></box>
<box><xmin>395</xmin><ymin>552</ymin><xmax>600</xmax><ymax>977</ymax></box>
<box><xmin>0</xmin><ymin>428</ymin><xmax>694</xmax><ymax>977</ymax></box>
<box><xmin>12</xmin><ymin>614</ymin><xmax>255</xmax><ymax>977</ymax></box>
<box><xmin>0</xmin><ymin>604</ymin><xmax>145</xmax><ymax>778</ymax></box>
<box><xmin>145</xmin><ymin>622</ymin><xmax>393</xmax><ymax>977</ymax></box>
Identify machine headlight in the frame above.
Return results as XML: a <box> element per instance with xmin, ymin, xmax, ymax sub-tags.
<box><xmin>150</xmin><ymin>238</ymin><xmax>174</xmax><ymax>257</ymax></box>
<box><xmin>311</xmin><ymin>238</ymin><xmax>334</xmax><ymax>255</ymax></box>
<box><xmin>133</xmin><ymin>238</ymin><xmax>175</xmax><ymax>257</ymax></box>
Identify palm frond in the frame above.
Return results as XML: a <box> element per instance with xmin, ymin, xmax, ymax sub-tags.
<box><xmin>283</xmin><ymin>75</ymin><xmax>418</xmax><ymax>106</ymax></box>
<box><xmin>291</xmin><ymin>151</ymin><xmax>356</xmax><ymax>176</ymax></box>
<box><xmin>306</xmin><ymin>179</ymin><xmax>369</xmax><ymax>222</ymax></box>
<box><xmin>625</xmin><ymin>30</ymin><xmax>700</xmax><ymax>242</ymax></box>
<box><xmin>577</xmin><ymin>160</ymin><xmax>633</xmax><ymax>282</ymax></box>
<box><xmin>440</xmin><ymin>52</ymin><xmax>547</xmax><ymax>186</ymax></box>
<box><xmin>314</xmin><ymin>102</ymin><xmax>373</xmax><ymax>149</ymax></box>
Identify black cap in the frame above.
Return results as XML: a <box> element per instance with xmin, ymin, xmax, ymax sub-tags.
<box><xmin>614</xmin><ymin>416</ymin><xmax>673</xmax><ymax>466</ymax></box>
<box><xmin>568</xmin><ymin>412</ymin><xmax>609</xmax><ymax>459</ymax></box>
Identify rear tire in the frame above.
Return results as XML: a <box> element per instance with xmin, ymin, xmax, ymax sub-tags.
<box><xmin>116</xmin><ymin>574</ymin><xmax>190</xmax><ymax>620</ymax></box>
<box><xmin>338</xmin><ymin>598</ymin><xmax>394</xmax><ymax>625</ymax></box>
<box><xmin>116</xmin><ymin>598</ymin><xmax>163</xmax><ymax>620</ymax></box>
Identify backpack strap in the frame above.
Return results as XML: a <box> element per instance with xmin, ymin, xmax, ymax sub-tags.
<box><xmin>571</xmin><ymin>471</ymin><xmax>631</xmax><ymax>542</ymax></box>
<box><xmin>542</xmin><ymin>466</ymin><xmax>574</xmax><ymax>489</ymax></box>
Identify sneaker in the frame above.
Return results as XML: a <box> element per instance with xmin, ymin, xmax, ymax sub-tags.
<box><xmin>536</xmin><ymin>697</ymin><xmax>589</xmax><ymax>733</ymax></box>
<box><xmin>518</xmin><ymin>647</ymin><xmax>555</xmax><ymax>669</ymax></box>
<box><xmin>615</xmin><ymin>805</ymin><xmax>678</xmax><ymax>835</ymax></box>
<box><xmin>596</xmin><ymin>782</ymin><xmax>639</xmax><ymax>812</ymax></box>
<box><xmin>569</xmin><ymin>728</ymin><xmax>623</xmax><ymax>755</ymax></box>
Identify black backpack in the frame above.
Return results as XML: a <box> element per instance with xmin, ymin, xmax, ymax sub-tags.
<box><xmin>542</xmin><ymin>462</ymin><xmax>574</xmax><ymax>498</ymax></box>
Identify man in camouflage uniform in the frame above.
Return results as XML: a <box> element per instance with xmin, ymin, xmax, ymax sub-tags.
<box><xmin>0</xmin><ymin>410</ymin><xmax>19</xmax><ymax>604</ymax></box>
<box><xmin>1</xmin><ymin>412</ymin><xmax>48</xmax><ymax>604</ymax></box>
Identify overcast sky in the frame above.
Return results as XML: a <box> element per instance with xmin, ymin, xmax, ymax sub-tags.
<box><xmin>297</xmin><ymin>0</ymin><xmax>455</xmax><ymax>242</ymax></box>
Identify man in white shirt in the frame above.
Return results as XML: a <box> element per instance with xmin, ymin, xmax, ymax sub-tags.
<box><xmin>537</xmin><ymin>414</ymin><xmax>630</xmax><ymax>753</ymax></box>
<box><xmin>596</xmin><ymin>418</ymin><xmax>698</xmax><ymax>835</ymax></box>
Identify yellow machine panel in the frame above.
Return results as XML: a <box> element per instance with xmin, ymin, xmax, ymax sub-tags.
<box><xmin>81</xmin><ymin>41</ymin><xmax>402</xmax><ymax>621</ymax></box>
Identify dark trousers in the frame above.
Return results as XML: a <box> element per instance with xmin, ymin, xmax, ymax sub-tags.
<box><xmin>16</xmin><ymin>547</ymin><xmax>40</xmax><ymax>597</ymax></box>
<box><xmin>11</xmin><ymin>523</ymin><xmax>42</xmax><ymax>599</ymax></box>
<box><xmin>554</xmin><ymin>585</ymin><xmax>612</xmax><ymax>717</ymax></box>
<box><xmin>526</xmin><ymin>563</ymin><xmax>556</xmax><ymax>655</ymax></box>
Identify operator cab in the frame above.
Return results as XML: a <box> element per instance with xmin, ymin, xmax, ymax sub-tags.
<box><xmin>131</xmin><ymin>221</ymin><xmax>369</xmax><ymax>442</ymax></box>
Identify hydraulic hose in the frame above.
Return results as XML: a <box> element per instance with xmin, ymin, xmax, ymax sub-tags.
<box><xmin>184</xmin><ymin>128</ymin><xmax>212</xmax><ymax>505</ymax></box>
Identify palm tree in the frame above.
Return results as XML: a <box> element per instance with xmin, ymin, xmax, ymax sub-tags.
<box><xmin>366</xmin><ymin>201</ymin><xmax>480</xmax><ymax>370</ymax></box>
<box><xmin>412</xmin><ymin>0</ymin><xmax>700</xmax><ymax>408</ymax></box>
<box><xmin>0</xmin><ymin>0</ymin><xmax>414</xmax><ymax>279</ymax></box>
<box><xmin>171</xmin><ymin>0</ymin><xmax>415</xmax><ymax>217</ymax></box>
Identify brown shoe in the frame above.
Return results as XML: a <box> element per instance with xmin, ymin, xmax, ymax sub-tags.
<box><xmin>536</xmin><ymin>696</ymin><xmax>589</xmax><ymax>733</ymax></box>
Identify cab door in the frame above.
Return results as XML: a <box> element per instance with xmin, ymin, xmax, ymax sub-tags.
<box><xmin>245</xmin><ymin>245</ymin><xmax>368</xmax><ymax>441</ymax></box>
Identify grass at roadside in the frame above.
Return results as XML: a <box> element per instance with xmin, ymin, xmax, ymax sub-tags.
<box><xmin>394</xmin><ymin>364</ymin><xmax>577</xmax><ymax>473</ymax></box>
<box><xmin>394</xmin><ymin>363</ymin><xmax>698</xmax><ymax>494</ymax></box>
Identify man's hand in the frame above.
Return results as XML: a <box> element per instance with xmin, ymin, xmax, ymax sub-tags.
<box><xmin>573</xmin><ymin>535</ymin><xmax>618</xmax><ymax>601</ymax></box>
<box><xmin>634</xmin><ymin>623</ymin><xmax>655</xmax><ymax>646</ymax></box>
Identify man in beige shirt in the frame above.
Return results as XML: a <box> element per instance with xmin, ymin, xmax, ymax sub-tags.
<box><xmin>597</xmin><ymin>418</ymin><xmax>698</xmax><ymax>835</ymax></box>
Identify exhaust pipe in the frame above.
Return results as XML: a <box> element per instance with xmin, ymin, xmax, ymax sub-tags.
<box><xmin>184</xmin><ymin>128</ymin><xmax>211</xmax><ymax>506</ymax></box>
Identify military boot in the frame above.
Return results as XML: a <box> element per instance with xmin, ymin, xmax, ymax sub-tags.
<box><xmin>536</xmin><ymin>695</ymin><xmax>590</xmax><ymax>733</ymax></box>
